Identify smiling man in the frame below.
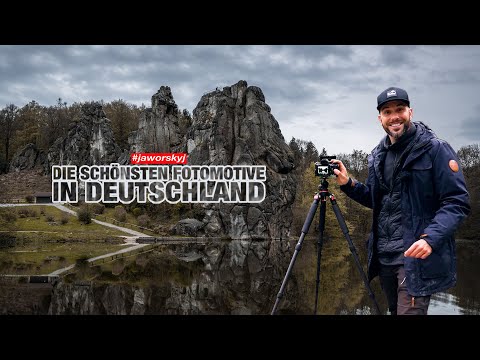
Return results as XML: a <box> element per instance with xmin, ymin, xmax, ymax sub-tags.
<box><xmin>331</xmin><ymin>86</ymin><xmax>470</xmax><ymax>315</ymax></box>
<box><xmin>377</xmin><ymin>87</ymin><xmax>412</xmax><ymax>141</ymax></box>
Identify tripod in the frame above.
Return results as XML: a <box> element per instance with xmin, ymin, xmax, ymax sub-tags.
<box><xmin>271</xmin><ymin>178</ymin><xmax>381</xmax><ymax>315</ymax></box>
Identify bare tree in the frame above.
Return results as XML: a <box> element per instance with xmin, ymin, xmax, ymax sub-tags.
<box><xmin>457</xmin><ymin>144</ymin><xmax>480</xmax><ymax>180</ymax></box>
<box><xmin>457</xmin><ymin>144</ymin><xmax>480</xmax><ymax>168</ymax></box>
<box><xmin>0</xmin><ymin>104</ymin><xmax>19</xmax><ymax>171</ymax></box>
<box><xmin>335</xmin><ymin>149</ymin><xmax>368</xmax><ymax>180</ymax></box>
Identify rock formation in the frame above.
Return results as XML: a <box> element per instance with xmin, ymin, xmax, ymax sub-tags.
<box><xmin>46</xmin><ymin>102</ymin><xmax>122</xmax><ymax>169</ymax></box>
<box><xmin>128</xmin><ymin>86</ymin><xmax>188</xmax><ymax>153</ymax></box>
<box><xmin>184</xmin><ymin>81</ymin><xmax>297</xmax><ymax>240</ymax></box>
<box><xmin>8</xmin><ymin>143</ymin><xmax>47</xmax><ymax>173</ymax></box>
<box><xmin>126</xmin><ymin>81</ymin><xmax>297</xmax><ymax>240</ymax></box>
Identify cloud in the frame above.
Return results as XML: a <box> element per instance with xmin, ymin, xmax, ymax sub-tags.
<box><xmin>458</xmin><ymin>104</ymin><xmax>480</xmax><ymax>144</ymax></box>
<box><xmin>0</xmin><ymin>45</ymin><xmax>479</xmax><ymax>154</ymax></box>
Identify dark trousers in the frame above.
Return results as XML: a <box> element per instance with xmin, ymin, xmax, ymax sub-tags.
<box><xmin>379</xmin><ymin>265</ymin><xmax>431</xmax><ymax>315</ymax></box>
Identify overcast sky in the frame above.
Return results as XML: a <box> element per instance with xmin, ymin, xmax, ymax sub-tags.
<box><xmin>1</xmin><ymin>45</ymin><xmax>479</xmax><ymax>155</ymax></box>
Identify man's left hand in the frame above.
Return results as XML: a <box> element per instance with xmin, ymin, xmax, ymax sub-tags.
<box><xmin>404</xmin><ymin>239</ymin><xmax>432</xmax><ymax>259</ymax></box>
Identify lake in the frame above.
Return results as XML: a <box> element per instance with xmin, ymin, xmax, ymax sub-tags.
<box><xmin>44</xmin><ymin>236</ymin><xmax>480</xmax><ymax>315</ymax></box>
<box><xmin>6</xmin><ymin>235</ymin><xmax>478</xmax><ymax>315</ymax></box>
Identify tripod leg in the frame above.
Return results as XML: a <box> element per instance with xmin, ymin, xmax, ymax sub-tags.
<box><xmin>314</xmin><ymin>196</ymin><xmax>326</xmax><ymax>315</ymax></box>
<box><xmin>271</xmin><ymin>195</ymin><xmax>320</xmax><ymax>315</ymax></box>
<box><xmin>329</xmin><ymin>194</ymin><xmax>382</xmax><ymax>315</ymax></box>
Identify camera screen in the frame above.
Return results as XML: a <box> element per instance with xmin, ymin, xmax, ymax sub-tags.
<box><xmin>316</xmin><ymin>165</ymin><xmax>329</xmax><ymax>176</ymax></box>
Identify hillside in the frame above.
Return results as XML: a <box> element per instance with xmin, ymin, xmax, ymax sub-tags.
<box><xmin>0</xmin><ymin>170</ymin><xmax>51</xmax><ymax>203</ymax></box>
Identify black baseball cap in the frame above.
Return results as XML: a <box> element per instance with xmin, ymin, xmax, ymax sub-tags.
<box><xmin>377</xmin><ymin>87</ymin><xmax>410</xmax><ymax>111</ymax></box>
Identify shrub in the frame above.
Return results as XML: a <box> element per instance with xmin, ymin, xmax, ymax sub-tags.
<box><xmin>60</xmin><ymin>214</ymin><xmax>69</xmax><ymax>225</ymax></box>
<box><xmin>46</xmin><ymin>214</ymin><xmax>55</xmax><ymax>222</ymax></box>
<box><xmin>137</xmin><ymin>214</ymin><xmax>151</xmax><ymax>228</ymax></box>
<box><xmin>78</xmin><ymin>206</ymin><xmax>92</xmax><ymax>224</ymax></box>
<box><xmin>114</xmin><ymin>205</ymin><xmax>127</xmax><ymax>223</ymax></box>
<box><xmin>25</xmin><ymin>195</ymin><xmax>35</xmax><ymax>203</ymax></box>
<box><xmin>0</xmin><ymin>210</ymin><xmax>17</xmax><ymax>222</ymax></box>
<box><xmin>91</xmin><ymin>203</ymin><xmax>105</xmax><ymax>214</ymax></box>
<box><xmin>17</xmin><ymin>208</ymin><xmax>38</xmax><ymax>218</ymax></box>
<box><xmin>132</xmin><ymin>207</ymin><xmax>143</xmax><ymax>217</ymax></box>
<box><xmin>0</xmin><ymin>233</ymin><xmax>16</xmax><ymax>248</ymax></box>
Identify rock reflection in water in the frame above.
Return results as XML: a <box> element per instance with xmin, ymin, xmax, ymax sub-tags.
<box><xmin>46</xmin><ymin>238</ymin><xmax>480</xmax><ymax>315</ymax></box>
<box><xmin>49</xmin><ymin>239</ymin><xmax>295</xmax><ymax>315</ymax></box>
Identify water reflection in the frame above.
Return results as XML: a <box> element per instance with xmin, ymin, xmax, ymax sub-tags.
<box><xmin>428</xmin><ymin>240</ymin><xmax>480</xmax><ymax>315</ymax></box>
<box><xmin>45</xmin><ymin>237</ymin><xmax>480</xmax><ymax>315</ymax></box>
<box><xmin>295</xmin><ymin>238</ymin><xmax>480</xmax><ymax>315</ymax></box>
<box><xmin>289</xmin><ymin>237</ymin><xmax>386</xmax><ymax>315</ymax></box>
<box><xmin>429</xmin><ymin>293</ymin><xmax>464</xmax><ymax>315</ymax></box>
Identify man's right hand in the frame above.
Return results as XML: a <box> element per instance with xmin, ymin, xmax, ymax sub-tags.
<box><xmin>330</xmin><ymin>159</ymin><xmax>350</xmax><ymax>186</ymax></box>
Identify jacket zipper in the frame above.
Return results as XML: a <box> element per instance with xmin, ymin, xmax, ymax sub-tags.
<box><xmin>385</xmin><ymin>152</ymin><xmax>398</xmax><ymax>242</ymax></box>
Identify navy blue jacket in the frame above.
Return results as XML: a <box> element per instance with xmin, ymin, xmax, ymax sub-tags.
<box><xmin>341</xmin><ymin>122</ymin><xmax>470</xmax><ymax>296</ymax></box>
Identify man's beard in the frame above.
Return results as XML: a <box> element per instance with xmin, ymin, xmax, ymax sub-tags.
<box><xmin>384</xmin><ymin>120</ymin><xmax>411</xmax><ymax>140</ymax></box>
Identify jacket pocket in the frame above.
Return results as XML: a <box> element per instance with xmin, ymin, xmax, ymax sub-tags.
<box><xmin>410</xmin><ymin>157</ymin><xmax>432</xmax><ymax>171</ymax></box>
<box><xmin>419</xmin><ymin>244</ymin><xmax>449</xmax><ymax>279</ymax></box>
<box><xmin>409</xmin><ymin>157</ymin><xmax>435</xmax><ymax>216</ymax></box>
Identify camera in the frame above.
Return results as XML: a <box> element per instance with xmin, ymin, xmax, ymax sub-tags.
<box><xmin>315</xmin><ymin>156</ymin><xmax>340</xmax><ymax>177</ymax></box>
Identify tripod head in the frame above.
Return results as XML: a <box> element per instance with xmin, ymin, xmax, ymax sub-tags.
<box><xmin>319</xmin><ymin>178</ymin><xmax>329</xmax><ymax>190</ymax></box>
<box><xmin>316</xmin><ymin>179</ymin><xmax>330</xmax><ymax>201</ymax></box>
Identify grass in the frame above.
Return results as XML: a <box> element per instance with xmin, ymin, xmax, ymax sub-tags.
<box><xmin>83</xmin><ymin>205</ymin><xmax>158</xmax><ymax>236</ymax></box>
<box><xmin>0</xmin><ymin>205</ymin><xmax>137</xmax><ymax>275</ymax></box>
<box><xmin>10</xmin><ymin>206</ymin><xmax>132</xmax><ymax>237</ymax></box>
<box><xmin>102</xmin><ymin>206</ymin><xmax>138</xmax><ymax>224</ymax></box>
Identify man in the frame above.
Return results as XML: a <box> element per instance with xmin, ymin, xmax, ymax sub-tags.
<box><xmin>332</xmin><ymin>86</ymin><xmax>470</xmax><ymax>315</ymax></box>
